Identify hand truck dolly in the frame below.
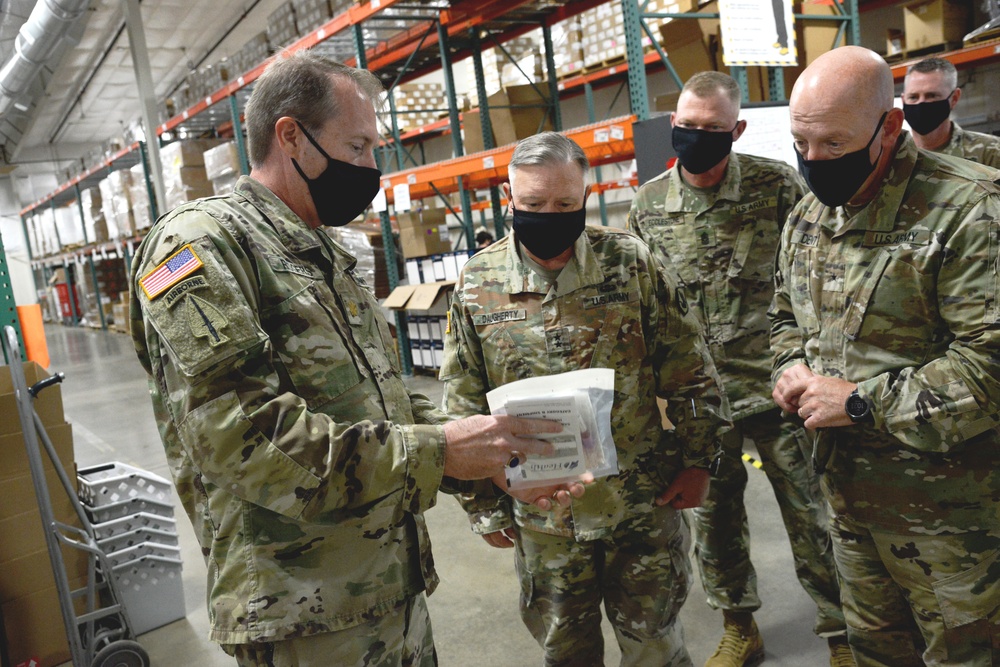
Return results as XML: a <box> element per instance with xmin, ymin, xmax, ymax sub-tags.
<box><xmin>2</xmin><ymin>325</ymin><xmax>150</xmax><ymax>667</ymax></box>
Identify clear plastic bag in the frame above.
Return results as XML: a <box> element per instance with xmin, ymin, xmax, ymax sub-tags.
<box><xmin>486</xmin><ymin>368</ymin><xmax>618</xmax><ymax>490</ymax></box>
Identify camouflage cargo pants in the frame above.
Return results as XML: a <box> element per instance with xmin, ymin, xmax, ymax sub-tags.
<box><xmin>515</xmin><ymin>503</ymin><xmax>693</xmax><ymax>667</ymax></box>
<box><xmin>689</xmin><ymin>409</ymin><xmax>845</xmax><ymax>635</ymax></box>
<box><xmin>832</xmin><ymin>514</ymin><xmax>1000</xmax><ymax>666</ymax></box>
<box><xmin>224</xmin><ymin>594</ymin><xmax>436</xmax><ymax>667</ymax></box>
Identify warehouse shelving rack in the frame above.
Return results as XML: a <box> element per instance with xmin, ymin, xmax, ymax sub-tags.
<box><xmin>28</xmin><ymin>0</ymin><xmax>999</xmax><ymax>372</ymax></box>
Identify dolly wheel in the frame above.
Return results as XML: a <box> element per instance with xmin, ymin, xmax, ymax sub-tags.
<box><xmin>91</xmin><ymin>640</ymin><xmax>149</xmax><ymax>667</ymax></box>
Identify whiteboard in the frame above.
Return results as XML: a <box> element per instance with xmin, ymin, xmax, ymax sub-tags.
<box><xmin>735</xmin><ymin>103</ymin><xmax>796</xmax><ymax>168</ymax></box>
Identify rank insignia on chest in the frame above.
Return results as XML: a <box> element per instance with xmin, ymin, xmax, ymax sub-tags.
<box><xmin>140</xmin><ymin>244</ymin><xmax>204</xmax><ymax>299</ymax></box>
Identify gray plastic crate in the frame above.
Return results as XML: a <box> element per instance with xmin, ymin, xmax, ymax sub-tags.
<box><xmin>112</xmin><ymin>555</ymin><xmax>186</xmax><ymax>635</ymax></box>
<box><xmin>77</xmin><ymin>461</ymin><xmax>173</xmax><ymax>507</ymax></box>
<box><xmin>106</xmin><ymin>541</ymin><xmax>183</xmax><ymax>568</ymax></box>
<box><xmin>97</xmin><ymin>527</ymin><xmax>180</xmax><ymax>554</ymax></box>
<box><xmin>91</xmin><ymin>512</ymin><xmax>178</xmax><ymax>542</ymax></box>
<box><xmin>85</xmin><ymin>496</ymin><xmax>175</xmax><ymax>525</ymax></box>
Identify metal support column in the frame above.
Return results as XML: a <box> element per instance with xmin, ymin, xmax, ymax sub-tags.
<box><xmin>621</xmin><ymin>0</ymin><xmax>651</xmax><ymax>120</ymax></box>
<box><xmin>137</xmin><ymin>140</ymin><xmax>158</xmax><ymax>221</ymax></box>
<box><xmin>470</xmin><ymin>29</ymin><xmax>506</xmax><ymax>240</ymax></box>
<box><xmin>767</xmin><ymin>67</ymin><xmax>785</xmax><ymax>101</ymax></box>
<box><xmin>438</xmin><ymin>22</ymin><xmax>476</xmax><ymax>250</ymax></box>
<box><xmin>584</xmin><ymin>83</ymin><xmax>610</xmax><ymax>227</ymax></box>
<box><xmin>541</xmin><ymin>23</ymin><xmax>563</xmax><ymax>131</ymax></box>
<box><xmin>75</xmin><ymin>184</ymin><xmax>106</xmax><ymax>330</ymax></box>
<box><xmin>356</xmin><ymin>21</ymin><xmax>411</xmax><ymax>374</ymax></box>
<box><xmin>122</xmin><ymin>0</ymin><xmax>167</xmax><ymax>215</ymax></box>
<box><xmin>730</xmin><ymin>66</ymin><xmax>751</xmax><ymax>104</ymax></box>
<box><xmin>229</xmin><ymin>95</ymin><xmax>251</xmax><ymax>176</ymax></box>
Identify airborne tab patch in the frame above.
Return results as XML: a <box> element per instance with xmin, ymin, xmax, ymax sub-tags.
<box><xmin>140</xmin><ymin>245</ymin><xmax>204</xmax><ymax>299</ymax></box>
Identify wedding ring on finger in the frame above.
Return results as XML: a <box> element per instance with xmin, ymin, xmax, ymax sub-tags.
<box><xmin>507</xmin><ymin>451</ymin><xmax>524</xmax><ymax>468</ymax></box>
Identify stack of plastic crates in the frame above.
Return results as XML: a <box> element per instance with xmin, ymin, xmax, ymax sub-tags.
<box><xmin>77</xmin><ymin>462</ymin><xmax>186</xmax><ymax>634</ymax></box>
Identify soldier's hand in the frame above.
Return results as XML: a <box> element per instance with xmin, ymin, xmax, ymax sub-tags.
<box><xmin>656</xmin><ymin>467</ymin><xmax>710</xmax><ymax>509</ymax></box>
<box><xmin>482</xmin><ymin>528</ymin><xmax>517</xmax><ymax>549</ymax></box>
<box><xmin>794</xmin><ymin>375</ymin><xmax>856</xmax><ymax>429</ymax></box>
<box><xmin>490</xmin><ymin>473</ymin><xmax>593</xmax><ymax>511</ymax></box>
<box><xmin>442</xmin><ymin>415</ymin><xmax>560</xmax><ymax>480</ymax></box>
<box><xmin>773</xmin><ymin>363</ymin><xmax>814</xmax><ymax>413</ymax></box>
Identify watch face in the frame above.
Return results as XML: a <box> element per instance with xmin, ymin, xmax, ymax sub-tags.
<box><xmin>847</xmin><ymin>394</ymin><xmax>867</xmax><ymax>417</ymax></box>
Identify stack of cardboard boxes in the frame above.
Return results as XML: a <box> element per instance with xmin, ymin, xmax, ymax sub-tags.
<box><xmin>0</xmin><ymin>361</ymin><xmax>87</xmax><ymax>667</ymax></box>
<box><xmin>464</xmin><ymin>83</ymin><xmax>553</xmax><ymax>153</ymax></box>
<box><xmin>98</xmin><ymin>169</ymin><xmax>135</xmax><ymax>240</ymax></box>
<box><xmin>392</xmin><ymin>83</ymin><xmax>447</xmax><ymax>132</ymax></box>
<box><xmin>203</xmin><ymin>141</ymin><xmax>242</xmax><ymax>196</ymax></box>
<box><xmin>159</xmin><ymin>139</ymin><xmax>223</xmax><ymax>212</ymax></box>
<box><xmin>397</xmin><ymin>208</ymin><xmax>452</xmax><ymax>260</ymax></box>
<box><xmin>81</xmin><ymin>187</ymin><xmax>107</xmax><ymax>244</ymax></box>
<box><xmin>128</xmin><ymin>163</ymin><xmax>153</xmax><ymax>234</ymax></box>
<box><xmin>383</xmin><ymin>282</ymin><xmax>456</xmax><ymax>371</ymax></box>
<box><xmin>267</xmin><ymin>1</ymin><xmax>300</xmax><ymax>51</ymax></box>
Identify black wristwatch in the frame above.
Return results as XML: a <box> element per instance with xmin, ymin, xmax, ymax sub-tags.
<box><xmin>845</xmin><ymin>389</ymin><xmax>873</xmax><ymax>423</ymax></box>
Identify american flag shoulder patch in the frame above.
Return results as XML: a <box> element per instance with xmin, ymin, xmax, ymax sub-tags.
<box><xmin>140</xmin><ymin>244</ymin><xmax>204</xmax><ymax>300</ymax></box>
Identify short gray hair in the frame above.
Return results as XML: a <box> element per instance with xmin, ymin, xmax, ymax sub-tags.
<box><xmin>683</xmin><ymin>71</ymin><xmax>741</xmax><ymax>111</ymax></box>
<box><xmin>244</xmin><ymin>50</ymin><xmax>384</xmax><ymax>168</ymax></box>
<box><xmin>508</xmin><ymin>132</ymin><xmax>589</xmax><ymax>181</ymax></box>
<box><xmin>906</xmin><ymin>57</ymin><xmax>958</xmax><ymax>90</ymax></box>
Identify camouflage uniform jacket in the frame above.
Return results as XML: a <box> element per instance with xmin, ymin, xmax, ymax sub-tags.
<box><xmin>129</xmin><ymin>176</ymin><xmax>448</xmax><ymax>644</ymax></box>
<box><xmin>769</xmin><ymin>134</ymin><xmax>1000</xmax><ymax>534</ymax></box>
<box><xmin>628</xmin><ymin>152</ymin><xmax>806</xmax><ymax>421</ymax></box>
<box><xmin>938</xmin><ymin>121</ymin><xmax>1000</xmax><ymax>168</ymax></box>
<box><xmin>440</xmin><ymin>226</ymin><xmax>729</xmax><ymax>541</ymax></box>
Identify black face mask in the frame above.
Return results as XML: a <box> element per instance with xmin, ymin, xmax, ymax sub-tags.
<box><xmin>796</xmin><ymin>112</ymin><xmax>887</xmax><ymax>208</ymax></box>
<box><xmin>671</xmin><ymin>125</ymin><xmax>736</xmax><ymax>175</ymax></box>
<box><xmin>512</xmin><ymin>207</ymin><xmax>587</xmax><ymax>261</ymax></box>
<box><xmin>291</xmin><ymin>121</ymin><xmax>382</xmax><ymax>227</ymax></box>
<box><xmin>903</xmin><ymin>92</ymin><xmax>955</xmax><ymax>136</ymax></box>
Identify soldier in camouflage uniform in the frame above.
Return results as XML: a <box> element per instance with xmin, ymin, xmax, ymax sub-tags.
<box><xmin>440</xmin><ymin>132</ymin><xmax>730</xmax><ymax>667</ymax></box>
<box><xmin>771</xmin><ymin>46</ymin><xmax>1000</xmax><ymax>666</ymax></box>
<box><xmin>628</xmin><ymin>71</ymin><xmax>850</xmax><ymax>667</ymax></box>
<box><xmin>902</xmin><ymin>57</ymin><xmax>1000</xmax><ymax>168</ymax></box>
<box><xmin>129</xmin><ymin>52</ymin><xmax>567</xmax><ymax>667</ymax></box>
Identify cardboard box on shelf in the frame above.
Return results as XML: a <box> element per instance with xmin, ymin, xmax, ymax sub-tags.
<box><xmin>399</xmin><ymin>225</ymin><xmax>451</xmax><ymax>258</ymax></box>
<box><xmin>659</xmin><ymin>19</ymin><xmax>714</xmax><ymax>83</ymax></box>
<box><xmin>488</xmin><ymin>84</ymin><xmax>553</xmax><ymax>148</ymax></box>
<box><xmin>463</xmin><ymin>108</ymin><xmax>489</xmax><ymax>154</ymax></box>
<box><xmin>903</xmin><ymin>0</ymin><xmax>969</xmax><ymax>50</ymax></box>
<box><xmin>886</xmin><ymin>28</ymin><xmax>906</xmax><ymax>56</ymax></box>
<box><xmin>799</xmin><ymin>0</ymin><xmax>848</xmax><ymax>66</ymax></box>
<box><xmin>383</xmin><ymin>281</ymin><xmax>455</xmax><ymax>315</ymax></box>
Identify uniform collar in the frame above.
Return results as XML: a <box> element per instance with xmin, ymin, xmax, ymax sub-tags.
<box><xmin>664</xmin><ymin>153</ymin><xmax>743</xmax><ymax>213</ymax></box>
<box><xmin>233</xmin><ymin>176</ymin><xmax>323</xmax><ymax>254</ymax></box>
<box><xmin>944</xmin><ymin>121</ymin><xmax>964</xmax><ymax>153</ymax></box>
<box><xmin>502</xmin><ymin>226</ymin><xmax>606</xmax><ymax>295</ymax></box>
<box><xmin>828</xmin><ymin>133</ymin><xmax>917</xmax><ymax>235</ymax></box>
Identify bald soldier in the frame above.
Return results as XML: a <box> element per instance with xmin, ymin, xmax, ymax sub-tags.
<box><xmin>628</xmin><ymin>71</ymin><xmax>849</xmax><ymax>667</ymax></box>
<box><xmin>771</xmin><ymin>45</ymin><xmax>1000</xmax><ymax>665</ymax></box>
<box><xmin>901</xmin><ymin>57</ymin><xmax>1000</xmax><ymax>167</ymax></box>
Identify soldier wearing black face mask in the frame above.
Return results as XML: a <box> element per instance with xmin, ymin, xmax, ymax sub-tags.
<box><xmin>773</xmin><ymin>45</ymin><xmax>1000</xmax><ymax>666</ymax></box>
<box><xmin>902</xmin><ymin>57</ymin><xmax>1000</xmax><ymax>168</ymax></box>
<box><xmin>130</xmin><ymin>50</ymin><xmax>578</xmax><ymax>667</ymax></box>
<box><xmin>630</xmin><ymin>71</ymin><xmax>850</xmax><ymax>667</ymax></box>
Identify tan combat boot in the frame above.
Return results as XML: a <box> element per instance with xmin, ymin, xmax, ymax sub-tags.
<box><xmin>704</xmin><ymin>612</ymin><xmax>765</xmax><ymax>667</ymax></box>
<box><xmin>828</xmin><ymin>636</ymin><xmax>856</xmax><ymax>667</ymax></box>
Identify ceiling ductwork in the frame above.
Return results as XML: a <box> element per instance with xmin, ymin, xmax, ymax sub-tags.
<box><xmin>0</xmin><ymin>0</ymin><xmax>89</xmax><ymax>120</ymax></box>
